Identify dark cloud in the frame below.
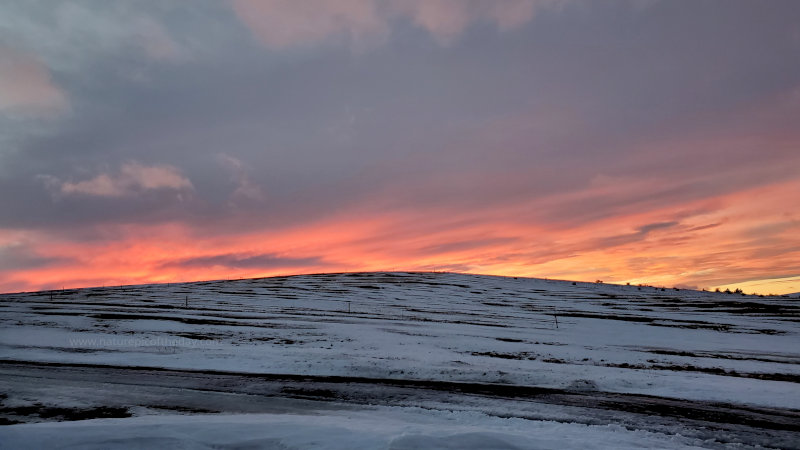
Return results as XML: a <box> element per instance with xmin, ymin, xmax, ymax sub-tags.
<box><xmin>162</xmin><ymin>253</ymin><xmax>326</xmax><ymax>270</ymax></box>
<box><xmin>637</xmin><ymin>222</ymin><xmax>679</xmax><ymax>235</ymax></box>
<box><xmin>0</xmin><ymin>243</ymin><xmax>71</xmax><ymax>271</ymax></box>
<box><xmin>593</xmin><ymin>221</ymin><xmax>679</xmax><ymax>249</ymax></box>
<box><xmin>0</xmin><ymin>1</ymin><xmax>799</xmax><ymax>292</ymax></box>
<box><xmin>0</xmin><ymin>0</ymin><xmax>797</xmax><ymax>235</ymax></box>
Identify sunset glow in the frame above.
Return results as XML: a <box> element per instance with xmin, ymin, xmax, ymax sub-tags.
<box><xmin>1</xmin><ymin>1</ymin><xmax>799</xmax><ymax>295</ymax></box>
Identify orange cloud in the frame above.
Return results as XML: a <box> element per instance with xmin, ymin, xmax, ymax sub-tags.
<box><xmin>2</xmin><ymin>177</ymin><xmax>798</xmax><ymax>295</ymax></box>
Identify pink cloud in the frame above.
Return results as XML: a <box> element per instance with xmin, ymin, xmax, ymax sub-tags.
<box><xmin>391</xmin><ymin>0</ymin><xmax>552</xmax><ymax>44</ymax></box>
<box><xmin>230</xmin><ymin>0</ymin><xmax>567</xmax><ymax>49</ymax></box>
<box><xmin>45</xmin><ymin>162</ymin><xmax>193</xmax><ymax>198</ymax></box>
<box><xmin>391</xmin><ymin>0</ymin><xmax>472</xmax><ymax>44</ymax></box>
<box><xmin>0</xmin><ymin>46</ymin><xmax>67</xmax><ymax>114</ymax></box>
<box><xmin>230</xmin><ymin>0</ymin><xmax>388</xmax><ymax>50</ymax></box>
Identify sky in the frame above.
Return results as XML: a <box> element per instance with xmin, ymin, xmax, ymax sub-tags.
<box><xmin>0</xmin><ymin>0</ymin><xmax>799</xmax><ymax>295</ymax></box>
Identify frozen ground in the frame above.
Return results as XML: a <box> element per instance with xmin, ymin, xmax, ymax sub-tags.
<box><xmin>0</xmin><ymin>272</ymin><xmax>798</xmax><ymax>448</ymax></box>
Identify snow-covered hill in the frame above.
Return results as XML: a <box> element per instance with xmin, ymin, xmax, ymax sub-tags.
<box><xmin>1</xmin><ymin>272</ymin><xmax>798</xmax><ymax>448</ymax></box>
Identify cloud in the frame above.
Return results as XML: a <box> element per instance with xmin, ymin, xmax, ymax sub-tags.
<box><xmin>230</xmin><ymin>0</ymin><xmax>567</xmax><ymax>49</ymax></box>
<box><xmin>390</xmin><ymin>0</ymin><xmax>553</xmax><ymax>44</ymax></box>
<box><xmin>390</xmin><ymin>0</ymin><xmax>472</xmax><ymax>44</ymax></box>
<box><xmin>133</xmin><ymin>17</ymin><xmax>185</xmax><ymax>62</ymax></box>
<box><xmin>637</xmin><ymin>221</ymin><xmax>679</xmax><ymax>235</ymax></box>
<box><xmin>218</xmin><ymin>154</ymin><xmax>265</xmax><ymax>203</ymax></box>
<box><xmin>44</xmin><ymin>162</ymin><xmax>193</xmax><ymax>198</ymax></box>
<box><xmin>591</xmin><ymin>221</ymin><xmax>679</xmax><ymax>249</ymax></box>
<box><xmin>163</xmin><ymin>252</ymin><xmax>326</xmax><ymax>269</ymax></box>
<box><xmin>2</xmin><ymin>0</ymin><xmax>800</xmax><ymax>296</ymax></box>
<box><xmin>0</xmin><ymin>1</ymin><xmax>189</xmax><ymax>80</ymax></box>
<box><xmin>0</xmin><ymin>241</ymin><xmax>70</xmax><ymax>271</ymax></box>
<box><xmin>420</xmin><ymin>236</ymin><xmax>520</xmax><ymax>255</ymax></box>
<box><xmin>0</xmin><ymin>46</ymin><xmax>67</xmax><ymax>115</ymax></box>
<box><xmin>230</xmin><ymin>0</ymin><xmax>389</xmax><ymax>50</ymax></box>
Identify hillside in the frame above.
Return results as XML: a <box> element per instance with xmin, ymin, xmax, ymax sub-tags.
<box><xmin>1</xmin><ymin>272</ymin><xmax>798</xmax><ymax>448</ymax></box>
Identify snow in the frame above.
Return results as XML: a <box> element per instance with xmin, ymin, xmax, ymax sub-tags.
<box><xmin>1</xmin><ymin>272</ymin><xmax>798</xmax><ymax>448</ymax></box>
<box><xmin>0</xmin><ymin>408</ymin><xmax>710</xmax><ymax>450</ymax></box>
<box><xmin>2</xmin><ymin>273</ymin><xmax>797</xmax><ymax>406</ymax></box>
